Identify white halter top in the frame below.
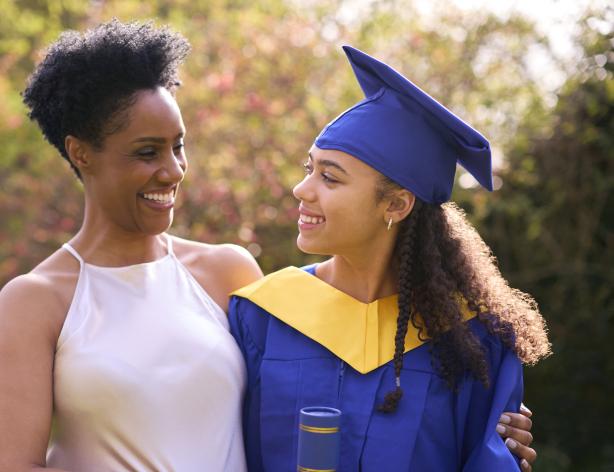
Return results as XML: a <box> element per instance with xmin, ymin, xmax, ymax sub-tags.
<box><xmin>46</xmin><ymin>237</ymin><xmax>247</xmax><ymax>472</ymax></box>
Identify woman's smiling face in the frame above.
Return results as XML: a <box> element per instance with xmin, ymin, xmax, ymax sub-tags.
<box><xmin>78</xmin><ymin>86</ymin><xmax>187</xmax><ymax>236</ymax></box>
<box><xmin>292</xmin><ymin>145</ymin><xmax>391</xmax><ymax>257</ymax></box>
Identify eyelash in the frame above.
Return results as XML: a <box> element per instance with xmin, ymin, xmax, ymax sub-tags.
<box><xmin>303</xmin><ymin>162</ymin><xmax>337</xmax><ymax>183</ymax></box>
<box><xmin>137</xmin><ymin>143</ymin><xmax>184</xmax><ymax>159</ymax></box>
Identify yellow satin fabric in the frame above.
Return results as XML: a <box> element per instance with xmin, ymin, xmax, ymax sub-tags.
<box><xmin>232</xmin><ymin>267</ymin><xmax>476</xmax><ymax>374</ymax></box>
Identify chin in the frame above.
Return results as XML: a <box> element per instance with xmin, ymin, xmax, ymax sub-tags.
<box><xmin>142</xmin><ymin>217</ymin><xmax>174</xmax><ymax>236</ymax></box>
<box><xmin>296</xmin><ymin>235</ymin><xmax>328</xmax><ymax>256</ymax></box>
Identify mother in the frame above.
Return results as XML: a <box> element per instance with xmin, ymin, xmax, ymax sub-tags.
<box><xmin>0</xmin><ymin>20</ymin><xmax>261</xmax><ymax>471</ymax></box>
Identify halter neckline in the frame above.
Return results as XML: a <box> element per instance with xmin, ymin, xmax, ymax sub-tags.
<box><xmin>62</xmin><ymin>234</ymin><xmax>174</xmax><ymax>268</ymax></box>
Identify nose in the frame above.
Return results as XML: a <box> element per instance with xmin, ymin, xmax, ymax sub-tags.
<box><xmin>292</xmin><ymin>174</ymin><xmax>315</xmax><ymax>202</ymax></box>
<box><xmin>158</xmin><ymin>148</ymin><xmax>187</xmax><ymax>184</ymax></box>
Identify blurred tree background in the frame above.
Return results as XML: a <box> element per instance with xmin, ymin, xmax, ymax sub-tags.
<box><xmin>0</xmin><ymin>0</ymin><xmax>612</xmax><ymax>469</ymax></box>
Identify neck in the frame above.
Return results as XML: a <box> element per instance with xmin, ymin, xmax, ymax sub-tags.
<box><xmin>316</xmin><ymin>238</ymin><xmax>399</xmax><ymax>303</ymax></box>
<box><xmin>69</xmin><ymin>205</ymin><xmax>168</xmax><ymax>266</ymax></box>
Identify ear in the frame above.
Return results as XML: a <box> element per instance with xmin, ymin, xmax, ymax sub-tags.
<box><xmin>65</xmin><ymin>135</ymin><xmax>94</xmax><ymax>175</ymax></box>
<box><xmin>384</xmin><ymin>189</ymin><xmax>415</xmax><ymax>226</ymax></box>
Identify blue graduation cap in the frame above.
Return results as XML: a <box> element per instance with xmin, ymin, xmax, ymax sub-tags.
<box><xmin>315</xmin><ymin>46</ymin><xmax>493</xmax><ymax>204</ymax></box>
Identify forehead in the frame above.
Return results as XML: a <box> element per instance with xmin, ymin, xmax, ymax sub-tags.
<box><xmin>310</xmin><ymin>145</ymin><xmax>383</xmax><ymax>180</ymax></box>
<box><xmin>114</xmin><ymin>87</ymin><xmax>185</xmax><ymax>139</ymax></box>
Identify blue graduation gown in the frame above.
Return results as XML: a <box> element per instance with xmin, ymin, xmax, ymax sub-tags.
<box><xmin>229</xmin><ymin>265</ymin><xmax>523</xmax><ymax>471</ymax></box>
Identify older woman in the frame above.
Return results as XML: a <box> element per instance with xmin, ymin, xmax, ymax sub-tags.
<box><xmin>0</xmin><ymin>20</ymin><xmax>261</xmax><ymax>471</ymax></box>
<box><xmin>229</xmin><ymin>46</ymin><xmax>549</xmax><ymax>471</ymax></box>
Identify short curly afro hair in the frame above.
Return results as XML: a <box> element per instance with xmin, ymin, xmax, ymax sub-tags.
<box><xmin>22</xmin><ymin>19</ymin><xmax>191</xmax><ymax>178</ymax></box>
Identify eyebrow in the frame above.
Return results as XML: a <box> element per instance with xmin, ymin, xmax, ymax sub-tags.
<box><xmin>132</xmin><ymin>132</ymin><xmax>185</xmax><ymax>144</ymax></box>
<box><xmin>308</xmin><ymin>152</ymin><xmax>348</xmax><ymax>175</ymax></box>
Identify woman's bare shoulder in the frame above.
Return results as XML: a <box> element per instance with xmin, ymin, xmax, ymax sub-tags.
<box><xmin>171</xmin><ymin>235</ymin><xmax>264</xmax><ymax>299</ymax></box>
<box><xmin>0</xmin><ymin>248</ymin><xmax>79</xmax><ymax>338</ymax></box>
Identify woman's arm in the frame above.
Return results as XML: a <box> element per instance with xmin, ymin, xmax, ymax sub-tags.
<box><xmin>0</xmin><ymin>275</ymin><xmax>69</xmax><ymax>472</ymax></box>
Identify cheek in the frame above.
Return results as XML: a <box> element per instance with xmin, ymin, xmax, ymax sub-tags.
<box><xmin>353</xmin><ymin>212</ymin><xmax>380</xmax><ymax>235</ymax></box>
<box><xmin>328</xmin><ymin>200</ymin><xmax>379</xmax><ymax>232</ymax></box>
<box><xmin>97</xmin><ymin>172</ymin><xmax>137</xmax><ymax>205</ymax></box>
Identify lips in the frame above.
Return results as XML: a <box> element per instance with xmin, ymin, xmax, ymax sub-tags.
<box><xmin>298</xmin><ymin>205</ymin><xmax>326</xmax><ymax>228</ymax></box>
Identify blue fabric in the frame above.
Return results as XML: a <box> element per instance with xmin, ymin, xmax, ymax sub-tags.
<box><xmin>315</xmin><ymin>46</ymin><xmax>492</xmax><ymax>204</ymax></box>
<box><xmin>229</xmin><ymin>266</ymin><xmax>523</xmax><ymax>472</ymax></box>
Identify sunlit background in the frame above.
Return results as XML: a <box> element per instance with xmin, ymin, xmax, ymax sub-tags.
<box><xmin>0</xmin><ymin>0</ymin><xmax>612</xmax><ymax>469</ymax></box>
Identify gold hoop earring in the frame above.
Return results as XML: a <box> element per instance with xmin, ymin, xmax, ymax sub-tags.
<box><xmin>387</xmin><ymin>217</ymin><xmax>393</xmax><ymax>231</ymax></box>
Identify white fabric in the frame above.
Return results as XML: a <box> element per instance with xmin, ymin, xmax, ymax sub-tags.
<box><xmin>46</xmin><ymin>237</ymin><xmax>247</xmax><ymax>472</ymax></box>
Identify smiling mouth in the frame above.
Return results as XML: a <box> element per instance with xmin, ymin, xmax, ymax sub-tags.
<box><xmin>140</xmin><ymin>189</ymin><xmax>176</xmax><ymax>205</ymax></box>
<box><xmin>299</xmin><ymin>214</ymin><xmax>325</xmax><ymax>225</ymax></box>
<box><xmin>142</xmin><ymin>192</ymin><xmax>174</xmax><ymax>203</ymax></box>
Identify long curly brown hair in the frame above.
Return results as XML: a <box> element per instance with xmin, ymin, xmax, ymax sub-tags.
<box><xmin>376</xmin><ymin>177</ymin><xmax>551</xmax><ymax>412</ymax></box>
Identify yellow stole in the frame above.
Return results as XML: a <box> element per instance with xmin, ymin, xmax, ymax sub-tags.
<box><xmin>232</xmin><ymin>267</ymin><xmax>476</xmax><ymax>374</ymax></box>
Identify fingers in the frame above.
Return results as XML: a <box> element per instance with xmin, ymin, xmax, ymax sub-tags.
<box><xmin>500</xmin><ymin>412</ymin><xmax>533</xmax><ymax>436</ymax></box>
<box><xmin>519</xmin><ymin>403</ymin><xmax>533</xmax><ymax>418</ymax></box>
<box><xmin>499</xmin><ymin>407</ymin><xmax>536</xmax><ymax>469</ymax></box>
<box><xmin>497</xmin><ymin>421</ymin><xmax>534</xmax><ymax>448</ymax></box>
<box><xmin>496</xmin><ymin>414</ymin><xmax>533</xmax><ymax>446</ymax></box>
<box><xmin>504</xmin><ymin>437</ymin><xmax>536</xmax><ymax>470</ymax></box>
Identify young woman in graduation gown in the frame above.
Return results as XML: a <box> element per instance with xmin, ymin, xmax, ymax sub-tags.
<box><xmin>229</xmin><ymin>46</ymin><xmax>551</xmax><ymax>471</ymax></box>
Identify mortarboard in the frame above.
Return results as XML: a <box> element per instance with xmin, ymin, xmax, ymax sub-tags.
<box><xmin>315</xmin><ymin>46</ymin><xmax>493</xmax><ymax>204</ymax></box>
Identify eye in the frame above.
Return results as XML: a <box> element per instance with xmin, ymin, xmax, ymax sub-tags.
<box><xmin>303</xmin><ymin>162</ymin><xmax>338</xmax><ymax>183</ymax></box>
<box><xmin>173</xmin><ymin>142</ymin><xmax>185</xmax><ymax>154</ymax></box>
<box><xmin>321</xmin><ymin>173</ymin><xmax>338</xmax><ymax>184</ymax></box>
<box><xmin>136</xmin><ymin>147</ymin><xmax>157</xmax><ymax>159</ymax></box>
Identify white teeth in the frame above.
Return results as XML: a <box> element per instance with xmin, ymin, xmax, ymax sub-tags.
<box><xmin>300</xmin><ymin>215</ymin><xmax>325</xmax><ymax>224</ymax></box>
<box><xmin>142</xmin><ymin>192</ymin><xmax>174</xmax><ymax>203</ymax></box>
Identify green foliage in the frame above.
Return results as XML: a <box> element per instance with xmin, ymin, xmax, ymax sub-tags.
<box><xmin>0</xmin><ymin>0</ymin><xmax>551</xmax><ymax>277</ymax></box>
<box><xmin>0</xmin><ymin>0</ymin><xmax>612</xmax><ymax>469</ymax></box>
<box><xmin>477</xmin><ymin>9</ymin><xmax>614</xmax><ymax>470</ymax></box>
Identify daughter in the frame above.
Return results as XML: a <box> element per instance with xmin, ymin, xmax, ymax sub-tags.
<box><xmin>229</xmin><ymin>45</ymin><xmax>550</xmax><ymax>471</ymax></box>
